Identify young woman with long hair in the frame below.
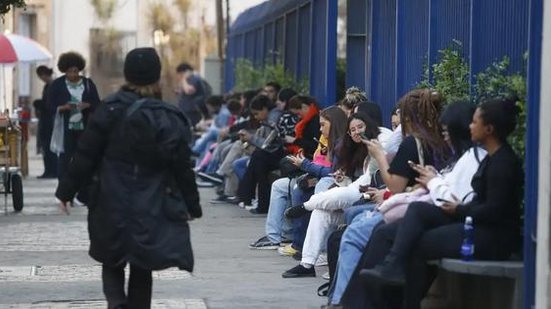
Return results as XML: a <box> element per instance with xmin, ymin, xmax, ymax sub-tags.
<box><xmin>248</xmin><ymin>106</ymin><xmax>347</xmax><ymax>249</ymax></box>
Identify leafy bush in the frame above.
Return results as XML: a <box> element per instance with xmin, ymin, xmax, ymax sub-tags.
<box><xmin>234</xmin><ymin>58</ymin><xmax>309</xmax><ymax>94</ymax></box>
<box><xmin>417</xmin><ymin>41</ymin><xmax>470</xmax><ymax>104</ymax></box>
<box><xmin>417</xmin><ymin>42</ymin><xmax>528</xmax><ymax>161</ymax></box>
<box><xmin>475</xmin><ymin>56</ymin><xmax>527</xmax><ymax>159</ymax></box>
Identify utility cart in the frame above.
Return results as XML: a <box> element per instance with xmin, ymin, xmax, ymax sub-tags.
<box><xmin>0</xmin><ymin>116</ymin><xmax>24</xmax><ymax>213</ymax></box>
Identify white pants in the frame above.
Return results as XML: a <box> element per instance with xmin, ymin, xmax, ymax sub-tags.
<box><xmin>301</xmin><ymin>209</ymin><xmax>343</xmax><ymax>266</ymax></box>
<box><xmin>303</xmin><ymin>173</ymin><xmax>371</xmax><ymax>211</ymax></box>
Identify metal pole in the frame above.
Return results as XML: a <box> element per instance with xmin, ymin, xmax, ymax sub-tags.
<box><xmin>225</xmin><ymin>0</ymin><xmax>230</xmax><ymax>38</ymax></box>
<box><xmin>216</xmin><ymin>0</ymin><xmax>224</xmax><ymax>60</ymax></box>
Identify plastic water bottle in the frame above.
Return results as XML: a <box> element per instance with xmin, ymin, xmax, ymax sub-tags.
<box><xmin>460</xmin><ymin>216</ymin><xmax>475</xmax><ymax>261</ymax></box>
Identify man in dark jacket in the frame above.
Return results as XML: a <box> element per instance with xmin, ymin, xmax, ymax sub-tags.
<box><xmin>56</xmin><ymin>48</ymin><xmax>201</xmax><ymax>309</ymax></box>
<box><xmin>34</xmin><ymin>65</ymin><xmax>57</xmax><ymax>178</ymax></box>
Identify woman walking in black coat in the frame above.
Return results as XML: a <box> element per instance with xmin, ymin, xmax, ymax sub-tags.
<box><xmin>55</xmin><ymin>48</ymin><xmax>201</xmax><ymax>309</ymax></box>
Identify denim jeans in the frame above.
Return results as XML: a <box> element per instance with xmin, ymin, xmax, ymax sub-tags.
<box><xmin>233</xmin><ymin>156</ymin><xmax>249</xmax><ymax>180</ymax></box>
<box><xmin>265</xmin><ymin>177</ymin><xmax>295</xmax><ymax>243</ymax></box>
<box><xmin>192</xmin><ymin>127</ymin><xmax>218</xmax><ymax>156</ymax></box>
<box><xmin>344</xmin><ymin>203</ymin><xmax>375</xmax><ymax>225</ymax></box>
<box><xmin>329</xmin><ymin>209</ymin><xmax>382</xmax><ymax>305</ymax></box>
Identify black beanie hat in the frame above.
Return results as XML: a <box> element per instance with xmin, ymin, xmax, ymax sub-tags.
<box><xmin>124</xmin><ymin>47</ymin><xmax>161</xmax><ymax>86</ymax></box>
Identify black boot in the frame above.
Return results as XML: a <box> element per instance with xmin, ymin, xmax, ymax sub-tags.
<box><xmin>359</xmin><ymin>254</ymin><xmax>406</xmax><ymax>286</ymax></box>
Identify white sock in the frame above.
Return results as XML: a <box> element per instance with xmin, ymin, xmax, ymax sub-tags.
<box><xmin>300</xmin><ymin>262</ymin><xmax>313</xmax><ymax>269</ymax></box>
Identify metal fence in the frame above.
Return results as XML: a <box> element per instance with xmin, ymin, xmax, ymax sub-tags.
<box><xmin>224</xmin><ymin>0</ymin><xmax>337</xmax><ymax>108</ymax></box>
<box><xmin>347</xmin><ymin>0</ymin><xmax>530</xmax><ymax>125</ymax></box>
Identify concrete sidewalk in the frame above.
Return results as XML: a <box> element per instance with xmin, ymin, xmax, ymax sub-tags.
<box><xmin>0</xmin><ymin>141</ymin><xmax>328</xmax><ymax>308</ymax></box>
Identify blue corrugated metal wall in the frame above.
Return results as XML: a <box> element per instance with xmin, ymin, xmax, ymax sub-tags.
<box><xmin>225</xmin><ymin>0</ymin><xmax>337</xmax><ymax>107</ymax></box>
<box><xmin>369</xmin><ymin>0</ymin><xmax>397</xmax><ymax>126</ymax></box>
<box><xmin>348</xmin><ymin>0</ymin><xmax>530</xmax><ymax>125</ymax></box>
<box><xmin>347</xmin><ymin>1</ymin><xmax>537</xmax><ymax>307</ymax></box>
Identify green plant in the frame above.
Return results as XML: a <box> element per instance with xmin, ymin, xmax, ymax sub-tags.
<box><xmin>474</xmin><ymin>56</ymin><xmax>527</xmax><ymax>159</ymax></box>
<box><xmin>417</xmin><ymin>42</ymin><xmax>528</xmax><ymax>161</ymax></box>
<box><xmin>0</xmin><ymin>0</ymin><xmax>26</xmax><ymax>15</ymax></box>
<box><xmin>336</xmin><ymin>58</ymin><xmax>346</xmax><ymax>101</ymax></box>
<box><xmin>234</xmin><ymin>58</ymin><xmax>309</xmax><ymax>94</ymax></box>
<box><xmin>416</xmin><ymin>41</ymin><xmax>470</xmax><ymax>104</ymax></box>
<box><xmin>431</xmin><ymin>41</ymin><xmax>470</xmax><ymax>103</ymax></box>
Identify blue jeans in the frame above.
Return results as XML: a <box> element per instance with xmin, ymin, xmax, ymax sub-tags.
<box><xmin>329</xmin><ymin>209</ymin><xmax>382</xmax><ymax>305</ymax></box>
<box><xmin>233</xmin><ymin>156</ymin><xmax>249</xmax><ymax>180</ymax></box>
<box><xmin>265</xmin><ymin>177</ymin><xmax>295</xmax><ymax>243</ymax></box>
<box><xmin>344</xmin><ymin>203</ymin><xmax>375</xmax><ymax>225</ymax></box>
<box><xmin>192</xmin><ymin>127</ymin><xmax>218</xmax><ymax>156</ymax></box>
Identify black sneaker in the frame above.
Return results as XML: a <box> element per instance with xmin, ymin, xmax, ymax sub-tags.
<box><xmin>249</xmin><ymin>208</ymin><xmax>267</xmax><ymax>215</ymax></box>
<box><xmin>226</xmin><ymin>196</ymin><xmax>239</xmax><ymax>204</ymax></box>
<box><xmin>249</xmin><ymin>235</ymin><xmax>280</xmax><ymax>250</ymax></box>
<box><xmin>210</xmin><ymin>195</ymin><xmax>229</xmax><ymax>204</ymax></box>
<box><xmin>359</xmin><ymin>260</ymin><xmax>405</xmax><ymax>286</ymax></box>
<box><xmin>284</xmin><ymin>204</ymin><xmax>310</xmax><ymax>219</ymax></box>
<box><xmin>196</xmin><ymin>179</ymin><xmax>215</xmax><ymax>188</ymax></box>
<box><xmin>197</xmin><ymin>172</ymin><xmax>224</xmax><ymax>184</ymax></box>
<box><xmin>282</xmin><ymin>264</ymin><xmax>316</xmax><ymax>278</ymax></box>
<box><xmin>280</xmin><ymin>238</ymin><xmax>293</xmax><ymax>245</ymax></box>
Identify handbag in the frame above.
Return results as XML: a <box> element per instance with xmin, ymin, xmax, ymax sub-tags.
<box><xmin>279</xmin><ymin>156</ymin><xmax>303</xmax><ymax>178</ymax></box>
<box><xmin>296</xmin><ymin>173</ymin><xmax>318</xmax><ymax>191</ymax></box>
<box><xmin>50</xmin><ymin>111</ymin><xmax>64</xmax><ymax>155</ymax></box>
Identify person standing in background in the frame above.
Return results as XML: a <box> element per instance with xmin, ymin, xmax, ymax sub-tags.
<box><xmin>33</xmin><ymin>65</ymin><xmax>57</xmax><ymax>179</ymax></box>
<box><xmin>48</xmin><ymin>51</ymin><xmax>100</xmax><ymax>183</ymax></box>
<box><xmin>176</xmin><ymin>63</ymin><xmax>210</xmax><ymax>127</ymax></box>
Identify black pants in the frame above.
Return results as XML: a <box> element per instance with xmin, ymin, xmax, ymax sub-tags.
<box><xmin>57</xmin><ymin>130</ymin><xmax>82</xmax><ymax>180</ymax></box>
<box><xmin>40</xmin><ymin>126</ymin><xmax>58</xmax><ymax>177</ymax></box>
<box><xmin>237</xmin><ymin>148</ymin><xmax>284</xmax><ymax>212</ymax></box>
<box><xmin>392</xmin><ymin>202</ymin><xmax>515</xmax><ymax>309</ymax></box>
<box><xmin>102</xmin><ymin>263</ymin><xmax>153</xmax><ymax>309</ymax></box>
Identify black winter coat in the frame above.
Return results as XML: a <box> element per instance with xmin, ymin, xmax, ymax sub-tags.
<box><xmin>56</xmin><ymin>90</ymin><xmax>201</xmax><ymax>271</ymax></box>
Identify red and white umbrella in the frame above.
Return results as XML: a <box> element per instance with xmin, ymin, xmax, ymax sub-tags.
<box><xmin>0</xmin><ymin>33</ymin><xmax>52</xmax><ymax>63</ymax></box>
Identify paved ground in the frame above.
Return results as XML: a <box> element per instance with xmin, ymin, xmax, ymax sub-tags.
<box><xmin>0</xmin><ymin>140</ymin><xmax>328</xmax><ymax>308</ymax></box>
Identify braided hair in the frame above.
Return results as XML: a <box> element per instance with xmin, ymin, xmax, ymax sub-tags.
<box><xmin>398</xmin><ymin>88</ymin><xmax>450</xmax><ymax>168</ymax></box>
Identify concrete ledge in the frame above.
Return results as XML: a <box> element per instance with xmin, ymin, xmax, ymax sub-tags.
<box><xmin>437</xmin><ymin>258</ymin><xmax>523</xmax><ymax>279</ymax></box>
<box><xmin>424</xmin><ymin>259</ymin><xmax>524</xmax><ymax>309</ymax></box>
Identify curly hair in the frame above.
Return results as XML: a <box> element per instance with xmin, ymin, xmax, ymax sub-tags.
<box><xmin>337</xmin><ymin>112</ymin><xmax>380</xmax><ymax>177</ymax></box>
<box><xmin>57</xmin><ymin>51</ymin><xmax>86</xmax><ymax>73</ymax></box>
<box><xmin>340</xmin><ymin>86</ymin><xmax>368</xmax><ymax>110</ymax></box>
<box><xmin>398</xmin><ymin>88</ymin><xmax>449</xmax><ymax>168</ymax></box>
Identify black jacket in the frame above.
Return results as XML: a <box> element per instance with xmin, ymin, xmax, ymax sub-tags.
<box><xmin>294</xmin><ymin>114</ymin><xmax>320</xmax><ymax>158</ymax></box>
<box><xmin>456</xmin><ymin>144</ymin><xmax>523</xmax><ymax>240</ymax></box>
<box><xmin>56</xmin><ymin>90</ymin><xmax>201</xmax><ymax>271</ymax></box>
<box><xmin>48</xmin><ymin>76</ymin><xmax>101</xmax><ymax>135</ymax></box>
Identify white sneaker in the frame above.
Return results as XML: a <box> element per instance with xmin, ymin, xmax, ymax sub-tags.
<box><xmin>315</xmin><ymin>253</ymin><xmax>328</xmax><ymax>267</ymax></box>
<box><xmin>322</xmin><ymin>271</ymin><xmax>330</xmax><ymax>280</ymax></box>
<box><xmin>245</xmin><ymin>204</ymin><xmax>257</xmax><ymax>211</ymax></box>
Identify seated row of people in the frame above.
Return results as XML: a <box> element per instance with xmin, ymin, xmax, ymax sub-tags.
<box><xmin>192</xmin><ymin>84</ymin><xmax>522</xmax><ymax>309</ymax></box>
